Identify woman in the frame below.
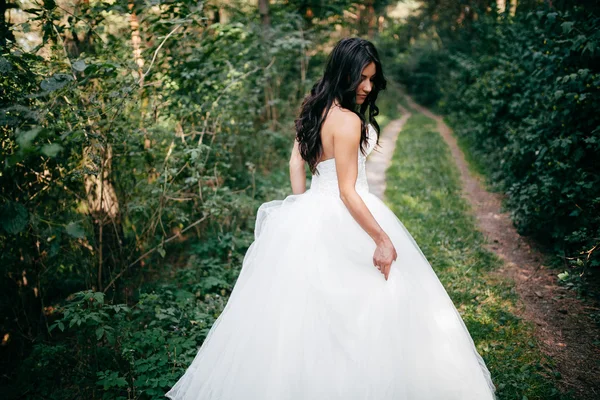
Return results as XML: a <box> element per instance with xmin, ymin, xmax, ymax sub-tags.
<box><xmin>165</xmin><ymin>37</ymin><xmax>496</xmax><ymax>400</ymax></box>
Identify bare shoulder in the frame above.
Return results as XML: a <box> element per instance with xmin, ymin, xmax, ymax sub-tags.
<box><xmin>324</xmin><ymin>106</ymin><xmax>361</xmax><ymax>143</ymax></box>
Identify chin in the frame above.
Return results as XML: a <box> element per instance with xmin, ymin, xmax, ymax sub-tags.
<box><xmin>356</xmin><ymin>97</ymin><xmax>366</xmax><ymax>105</ymax></box>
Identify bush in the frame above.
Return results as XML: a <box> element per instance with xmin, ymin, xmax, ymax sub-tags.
<box><xmin>389</xmin><ymin>5</ymin><xmax>600</xmax><ymax>277</ymax></box>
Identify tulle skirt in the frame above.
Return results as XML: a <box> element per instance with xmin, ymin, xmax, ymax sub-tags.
<box><xmin>165</xmin><ymin>188</ymin><xmax>496</xmax><ymax>400</ymax></box>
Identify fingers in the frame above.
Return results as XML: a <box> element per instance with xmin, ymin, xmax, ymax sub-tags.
<box><xmin>385</xmin><ymin>252</ymin><xmax>397</xmax><ymax>280</ymax></box>
<box><xmin>375</xmin><ymin>260</ymin><xmax>390</xmax><ymax>280</ymax></box>
<box><xmin>374</xmin><ymin>260</ymin><xmax>383</xmax><ymax>275</ymax></box>
<box><xmin>384</xmin><ymin>262</ymin><xmax>390</xmax><ymax>280</ymax></box>
<box><xmin>388</xmin><ymin>252</ymin><xmax>397</xmax><ymax>279</ymax></box>
<box><xmin>373</xmin><ymin>257</ymin><xmax>381</xmax><ymax>274</ymax></box>
<box><xmin>374</xmin><ymin>255</ymin><xmax>397</xmax><ymax>280</ymax></box>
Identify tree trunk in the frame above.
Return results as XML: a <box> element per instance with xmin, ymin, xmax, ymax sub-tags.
<box><xmin>258</xmin><ymin>0</ymin><xmax>270</xmax><ymax>28</ymax></box>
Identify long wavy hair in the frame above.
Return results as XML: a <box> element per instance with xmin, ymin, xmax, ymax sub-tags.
<box><xmin>295</xmin><ymin>37</ymin><xmax>387</xmax><ymax>174</ymax></box>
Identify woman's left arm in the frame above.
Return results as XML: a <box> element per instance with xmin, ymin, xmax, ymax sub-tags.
<box><xmin>289</xmin><ymin>138</ymin><xmax>306</xmax><ymax>194</ymax></box>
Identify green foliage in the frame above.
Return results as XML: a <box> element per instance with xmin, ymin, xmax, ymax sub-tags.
<box><xmin>14</xmin><ymin>229</ymin><xmax>257</xmax><ymax>398</ymax></box>
<box><xmin>1</xmin><ymin>0</ymin><xmax>396</xmax><ymax>397</ymax></box>
<box><xmin>386</xmin><ymin>113</ymin><xmax>571</xmax><ymax>400</ymax></box>
<box><xmin>0</xmin><ymin>0</ymin><xmax>314</xmax><ymax>397</ymax></box>
<box><xmin>17</xmin><ymin>286</ymin><xmax>226</xmax><ymax>399</ymax></box>
<box><xmin>386</xmin><ymin>5</ymin><xmax>600</xmax><ymax>284</ymax></box>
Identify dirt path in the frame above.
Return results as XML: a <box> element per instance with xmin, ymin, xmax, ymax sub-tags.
<box><xmin>402</xmin><ymin>95</ymin><xmax>600</xmax><ymax>399</ymax></box>
<box><xmin>366</xmin><ymin>105</ymin><xmax>412</xmax><ymax>199</ymax></box>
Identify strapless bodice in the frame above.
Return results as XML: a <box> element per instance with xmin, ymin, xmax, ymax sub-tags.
<box><xmin>309</xmin><ymin>123</ymin><xmax>377</xmax><ymax>196</ymax></box>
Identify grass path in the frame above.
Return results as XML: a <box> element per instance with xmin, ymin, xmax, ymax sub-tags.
<box><xmin>402</xmin><ymin>95</ymin><xmax>600</xmax><ymax>399</ymax></box>
<box><xmin>381</xmin><ymin>110</ymin><xmax>571</xmax><ymax>400</ymax></box>
<box><xmin>365</xmin><ymin>104</ymin><xmax>411</xmax><ymax>199</ymax></box>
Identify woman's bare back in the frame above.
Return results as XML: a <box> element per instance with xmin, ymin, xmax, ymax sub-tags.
<box><xmin>318</xmin><ymin>104</ymin><xmax>360</xmax><ymax>164</ymax></box>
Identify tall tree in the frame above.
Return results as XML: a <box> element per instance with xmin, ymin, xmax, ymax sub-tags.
<box><xmin>259</xmin><ymin>0</ymin><xmax>270</xmax><ymax>27</ymax></box>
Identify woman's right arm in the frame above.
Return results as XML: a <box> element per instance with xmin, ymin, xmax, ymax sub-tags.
<box><xmin>333</xmin><ymin>114</ymin><xmax>397</xmax><ymax>280</ymax></box>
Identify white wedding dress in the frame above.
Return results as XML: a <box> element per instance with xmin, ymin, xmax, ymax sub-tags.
<box><xmin>165</xmin><ymin>124</ymin><xmax>497</xmax><ymax>400</ymax></box>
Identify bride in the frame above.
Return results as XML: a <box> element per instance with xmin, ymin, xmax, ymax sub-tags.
<box><xmin>165</xmin><ymin>37</ymin><xmax>496</xmax><ymax>400</ymax></box>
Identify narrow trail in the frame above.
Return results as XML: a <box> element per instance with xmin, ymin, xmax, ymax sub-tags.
<box><xmin>366</xmin><ymin>105</ymin><xmax>411</xmax><ymax>200</ymax></box>
<box><xmin>401</xmin><ymin>95</ymin><xmax>600</xmax><ymax>399</ymax></box>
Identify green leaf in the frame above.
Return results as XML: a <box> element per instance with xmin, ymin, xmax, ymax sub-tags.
<box><xmin>40</xmin><ymin>73</ymin><xmax>73</xmax><ymax>91</ymax></box>
<box><xmin>41</xmin><ymin>143</ymin><xmax>63</xmax><ymax>157</ymax></box>
<box><xmin>0</xmin><ymin>202</ymin><xmax>29</xmax><ymax>234</ymax></box>
<box><xmin>0</xmin><ymin>57</ymin><xmax>12</xmax><ymax>73</ymax></box>
<box><xmin>73</xmin><ymin>60</ymin><xmax>87</xmax><ymax>72</ymax></box>
<box><xmin>553</xmin><ymin>371</ymin><xmax>562</xmax><ymax>379</ymax></box>
<box><xmin>115</xmin><ymin>377</ymin><xmax>128</xmax><ymax>387</ymax></box>
<box><xmin>561</xmin><ymin>21</ymin><xmax>574</xmax><ymax>34</ymax></box>
<box><xmin>65</xmin><ymin>222</ymin><xmax>85</xmax><ymax>239</ymax></box>
<box><xmin>16</xmin><ymin>127</ymin><xmax>42</xmax><ymax>148</ymax></box>
<box><xmin>43</xmin><ymin>0</ymin><xmax>56</xmax><ymax>11</ymax></box>
<box><xmin>95</xmin><ymin>327</ymin><xmax>104</xmax><ymax>340</ymax></box>
<box><xmin>106</xmin><ymin>331</ymin><xmax>116</xmax><ymax>346</ymax></box>
<box><xmin>583</xmin><ymin>41</ymin><xmax>596</xmax><ymax>55</ymax></box>
<box><xmin>557</xmin><ymin>271</ymin><xmax>570</xmax><ymax>281</ymax></box>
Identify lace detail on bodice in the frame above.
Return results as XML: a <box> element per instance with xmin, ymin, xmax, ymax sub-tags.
<box><xmin>310</xmin><ymin>123</ymin><xmax>377</xmax><ymax>197</ymax></box>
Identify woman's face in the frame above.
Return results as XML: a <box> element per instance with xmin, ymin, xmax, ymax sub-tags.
<box><xmin>356</xmin><ymin>62</ymin><xmax>376</xmax><ymax>105</ymax></box>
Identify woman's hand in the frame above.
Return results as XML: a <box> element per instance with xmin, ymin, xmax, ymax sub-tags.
<box><xmin>373</xmin><ymin>235</ymin><xmax>397</xmax><ymax>280</ymax></box>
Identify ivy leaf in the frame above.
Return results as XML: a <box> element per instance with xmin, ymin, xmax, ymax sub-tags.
<box><xmin>0</xmin><ymin>202</ymin><xmax>29</xmax><ymax>234</ymax></box>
